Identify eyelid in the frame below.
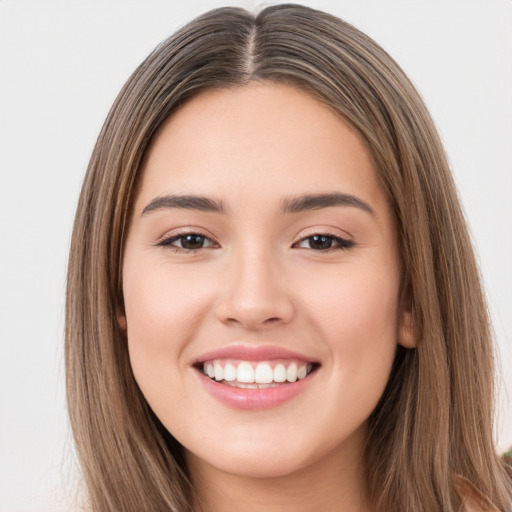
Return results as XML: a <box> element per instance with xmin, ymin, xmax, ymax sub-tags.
<box><xmin>154</xmin><ymin>226</ymin><xmax>354</xmax><ymax>252</ymax></box>
<box><xmin>292</xmin><ymin>229</ymin><xmax>355</xmax><ymax>251</ymax></box>
<box><xmin>155</xmin><ymin>227</ymin><xmax>219</xmax><ymax>250</ymax></box>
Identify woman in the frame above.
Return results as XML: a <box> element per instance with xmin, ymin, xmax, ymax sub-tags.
<box><xmin>65</xmin><ymin>4</ymin><xmax>512</xmax><ymax>511</ymax></box>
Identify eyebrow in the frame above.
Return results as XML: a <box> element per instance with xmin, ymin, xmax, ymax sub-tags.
<box><xmin>281</xmin><ymin>192</ymin><xmax>374</xmax><ymax>215</ymax></box>
<box><xmin>141</xmin><ymin>192</ymin><xmax>374</xmax><ymax>216</ymax></box>
<box><xmin>142</xmin><ymin>195</ymin><xmax>226</xmax><ymax>215</ymax></box>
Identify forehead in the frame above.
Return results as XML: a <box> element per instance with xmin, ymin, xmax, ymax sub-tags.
<box><xmin>137</xmin><ymin>83</ymin><xmax>386</xmax><ymax>215</ymax></box>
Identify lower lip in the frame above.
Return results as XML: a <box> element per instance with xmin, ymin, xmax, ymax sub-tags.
<box><xmin>196</xmin><ymin>369</ymin><xmax>317</xmax><ymax>410</ymax></box>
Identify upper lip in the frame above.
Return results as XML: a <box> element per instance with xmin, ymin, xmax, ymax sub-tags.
<box><xmin>194</xmin><ymin>344</ymin><xmax>319</xmax><ymax>364</ymax></box>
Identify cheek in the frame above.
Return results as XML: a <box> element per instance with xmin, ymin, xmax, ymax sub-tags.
<box><xmin>122</xmin><ymin>263</ymin><xmax>211</xmax><ymax>395</ymax></box>
<box><xmin>124</xmin><ymin>260</ymin><xmax>211</xmax><ymax>337</ymax></box>
<box><xmin>304</xmin><ymin>264</ymin><xmax>400</xmax><ymax>376</ymax></box>
<box><xmin>309</xmin><ymin>261</ymin><xmax>399</xmax><ymax>323</ymax></box>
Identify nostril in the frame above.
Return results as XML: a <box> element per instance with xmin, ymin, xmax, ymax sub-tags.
<box><xmin>215</xmin><ymin>278</ymin><xmax>295</xmax><ymax>329</ymax></box>
<box><xmin>223</xmin><ymin>315</ymin><xmax>286</xmax><ymax>329</ymax></box>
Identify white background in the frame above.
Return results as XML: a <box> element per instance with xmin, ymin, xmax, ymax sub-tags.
<box><xmin>1</xmin><ymin>1</ymin><xmax>511</xmax><ymax>511</ymax></box>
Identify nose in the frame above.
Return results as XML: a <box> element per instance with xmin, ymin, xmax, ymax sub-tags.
<box><xmin>215</xmin><ymin>247</ymin><xmax>295</xmax><ymax>330</ymax></box>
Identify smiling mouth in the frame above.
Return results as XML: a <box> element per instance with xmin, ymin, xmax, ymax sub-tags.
<box><xmin>197</xmin><ymin>359</ymin><xmax>318</xmax><ymax>389</ymax></box>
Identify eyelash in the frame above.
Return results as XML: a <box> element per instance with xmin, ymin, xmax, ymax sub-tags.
<box><xmin>156</xmin><ymin>231</ymin><xmax>355</xmax><ymax>253</ymax></box>
<box><xmin>294</xmin><ymin>233</ymin><xmax>355</xmax><ymax>251</ymax></box>
<box><xmin>157</xmin><ymin>232</ymin><xmax>219</xmax><ymax>252</ymax></box>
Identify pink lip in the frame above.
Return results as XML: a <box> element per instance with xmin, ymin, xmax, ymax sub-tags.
<box><xmin>193</xmin><ymin>344</ymin><xmax>319</xmax><ymax>410</ymax></box>
<box><xmin>194</xmin><ymin>345</ymin><xmax>317</xmax><ymax>364</ymax></box>
<box><xmin>196</xmin><ymin>370</ymin><xmax>317</xmax><ymax>410</ymax></box>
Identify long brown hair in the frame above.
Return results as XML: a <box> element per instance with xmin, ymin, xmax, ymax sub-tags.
<box><xmin>65</xmin><ymin>4</ymin><xmax>512</xmax><ymax>511</ymax></box>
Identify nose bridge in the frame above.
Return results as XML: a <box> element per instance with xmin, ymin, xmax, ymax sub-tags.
<box><xmin>216</xmin><ymin>240</ymin><xmax>294</xmax><ymax>328</ymax></box>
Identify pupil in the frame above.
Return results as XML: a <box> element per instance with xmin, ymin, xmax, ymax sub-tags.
<box><xmin>182</xmin><ymin>235</ymin><xmax>204</xmax><ymax>249</ymax></box>
<box><xmin>311</xmin><ymin>235</ymin><xmax>332</xmax><ymax>250</ymax></box>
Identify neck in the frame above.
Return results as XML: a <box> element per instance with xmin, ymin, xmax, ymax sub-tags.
<box><xmin>186</xmin><ymin>427</ymin><xmax>371</xmax><ymax>512</ymax></box>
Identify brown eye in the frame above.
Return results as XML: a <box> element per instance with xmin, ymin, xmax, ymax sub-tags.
<box><xmin>158</xmin><ymin>233</ymin><xmax>216</xmax><ymax>251</ymax></box>
<box><xmin>296</xmin><ymin>234</ymin><xmax>354</xmax><ymax>251</ymax></box>
<box><xmin>309</xmin><ymin>235</ymin><xmax>335</xmax><ymax>250</ymax></box>
<box><xmin>180</xmin><ymin>234</ymin><xmax>207</xmax><ymax>249</ymax></box>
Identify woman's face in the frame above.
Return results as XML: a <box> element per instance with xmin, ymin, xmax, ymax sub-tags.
<box><xmin>121</xmin><ymin>83</ymin><xmax>413</xmax><ymax>479</ymax></box>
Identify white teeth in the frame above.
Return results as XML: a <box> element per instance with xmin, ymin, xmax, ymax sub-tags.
<box><xmin>223</xmin><ymin>363</ymin><xmax>236</xmax><ymax>382</ymax></box>
<box><xmin>297</xmin><ymin>364</ymin><xmax>307</xmax><ymax>380</ymax></box>
<box><xmin>228</xmin><ymin>381</ymin><xmax>258</xmax><ymax>389</ymax></box>
<box><xmin>273</xmin><ymin>364</ymin><xmax>286</xmax><ymax>382</ymax></box>
<box><xmin>237</xmin><ymin>362</ymin><xmax>255</xmax><ymax>383</ymax></box>
<box><xmin>214</xmin><ymin>362</ymin><xmax>224</xmax><ymax>381</ymax></box>
<box><xmin>224</xmin><ymin>381</ymin><xmax>281</xmax><ymax>389</ymax></box>
<box><xmin>254</xmin><ymin>363</ymin><xmax>273</xmax><ymax>384</ymax></box>
<box><xmin>286</xmin><ymin>362</ymin><xmax>298</xmax><ymax>382</ymax></box>
<box><xmin>202</xmin><ymin>360</ymin><xmax>315</xmax><ymax>385</ymax></box>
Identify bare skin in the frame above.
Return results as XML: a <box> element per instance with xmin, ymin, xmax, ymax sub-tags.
<box><xmin>121</xmin><ymin>83</ymin><xmax>414</xmax><ymax>512</ymax></box>
<box><xmin>188</xmin><ymin>422</ymin><xmax>370</xmax><ymax>512</ymax></box>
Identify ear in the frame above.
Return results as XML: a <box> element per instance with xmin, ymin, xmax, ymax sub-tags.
<box><xmin>117</xmin><ymin>311</ymin><xmax>128</xmax><ymax>335</ymax></box>
<box><xmin>397</xmin><ymin>304</ymin><xmax>415</xmax><ymax>348</ymax></box>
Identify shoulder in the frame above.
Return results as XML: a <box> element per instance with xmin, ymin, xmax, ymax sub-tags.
<box><xmin>453</xmin><ymin>451</ymin><xmax>512</xmax><ymax>512</ymax></box>
<box><xmin>504</xmin><ymin>448</ymin><xmax>512</xmax><ymax>470</ymax></box>
<box><xmin>454</xmin><ymin>475</ymin><xmax>500</xmax><ymax>512</ymax></box>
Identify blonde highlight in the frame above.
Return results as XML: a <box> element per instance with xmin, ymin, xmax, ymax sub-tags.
<box><xmin>65</xmin><ymin>4</ymin><xmax>512</xmax><ymax>511</ymax></box>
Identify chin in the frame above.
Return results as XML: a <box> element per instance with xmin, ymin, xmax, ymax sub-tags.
<box><xmin>188</xmin><ymin>447</ymin><xmax>314</xmax><ymax>479</ymax></box>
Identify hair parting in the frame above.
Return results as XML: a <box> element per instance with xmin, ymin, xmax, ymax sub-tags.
<box><xmin>66</xmin><ymin>4</ymin><xmax>512</xmax><ymax>511</ymax></box>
